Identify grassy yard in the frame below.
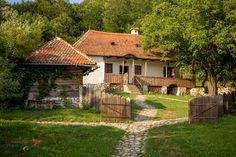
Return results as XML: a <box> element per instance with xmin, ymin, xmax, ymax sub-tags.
<box><xmin>112</xmin><ymin>92</ymin><xmax>142</xmax><ymax>119</ymax></box>
<box><xmin>0</xmin><ymin>120</ymin><xmax>124</xmax><ymax>157</ymax></box>
<box><xmin>0</xmin><ymin>108</ymin><xmax>100</xmax><ymax>122</ymax></box>
<box><xmin>144</xmin><ymin>114</ymin><xmax>236</xmax><ymax>157</ymax></box>
<box><xmin>145</xmin><ymin>94</ymin><xmax>195</xmax><ymax>120</ymax></box>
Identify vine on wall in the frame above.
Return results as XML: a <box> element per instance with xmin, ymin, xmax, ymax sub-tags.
<box><xmin>20</xmin><ymin>66</ymin><xmax>78</xmax><ymax>101</ymax></box>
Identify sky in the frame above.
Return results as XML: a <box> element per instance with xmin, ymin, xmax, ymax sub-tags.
<box><xmin>7</xmin><ymin>0</ymin><xmax>84</xmax><ymax>4</ymax></box>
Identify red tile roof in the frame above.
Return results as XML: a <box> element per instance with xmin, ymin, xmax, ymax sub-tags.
<box><xmin>73</xmin><ymin>30</ymin><xmax>173</xmax><ymax>61</ymax></box>
<box><xmin>28</xmin><ymin>37</ymin><xmax>96</xmax><ymax>66</ymax></box>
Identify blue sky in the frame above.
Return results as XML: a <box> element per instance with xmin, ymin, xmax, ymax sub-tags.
<box><xmin>7</xmin><ymin>0</ymin><xmax>83</xmax><ymax>4</ymax></box>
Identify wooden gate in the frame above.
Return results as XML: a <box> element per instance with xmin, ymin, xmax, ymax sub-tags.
<box><xmin>189</xmin><ymin>96</ymin><xmax>221</xmax><ymax>123</ymax></box>
<box><xmin>101</xmin><ymin>93</ymin><xmax>132</xmax><ymax>121</ymax></box>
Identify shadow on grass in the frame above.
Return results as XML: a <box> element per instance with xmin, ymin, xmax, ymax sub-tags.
<box><xmin>145</xmin><ymin>99</ymin><xmax>166</xmax><ymax>110</ymax></box>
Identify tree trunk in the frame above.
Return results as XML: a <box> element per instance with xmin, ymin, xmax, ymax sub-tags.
<box><xmin>207</xmin><ymin>73</ymin><xmax>218</xmax><ymax>96</ymax></box>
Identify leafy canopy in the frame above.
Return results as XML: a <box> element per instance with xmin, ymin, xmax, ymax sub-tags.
<box><xmin>141</xmin><ymin>0</ymin><xmax>236</xmax><ymax>95</ymax></box>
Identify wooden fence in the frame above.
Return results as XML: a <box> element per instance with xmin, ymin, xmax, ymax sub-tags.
<box><xmin>81</xmin><ymin>84</ymin><xmax>104</xmax><ymax>110</ymax></box>
<box><xmin>189</xmin><ymin>91</ymin><xmax>236</xmax><ymax>123</ymax></box>
<box><xmin>101</xmin><ymin>93</ymin><xmax>132</xmax><ymax>121</ymax></box>
<box><xmin>81</xmin><ymin>84</ymin><xmax>132</xmax><ymax>121</ymax></box>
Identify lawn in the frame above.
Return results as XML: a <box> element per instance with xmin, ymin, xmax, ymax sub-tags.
<box><xmin>0</xmin><ymin>108</ymin><xmax>100</xmax><ymax>122</ymax></box>
<box><xmin>112</xmin><ymin>92</ymin><xmax>142</xmax><ymax>119</ymax></box>
<box><xmin>0</xmin><ymin>120</ymin><xmax>124</xmax><ymax>157</ymax></box>
<box><xmin>145</xmin><ymin>94</ymin><xmax>195</xmax><ymax>120</ymax></box>
<box><xmin>144</xmin><ymin>114</ymin><xmax>236</xmax><ymax>157</ymax></box>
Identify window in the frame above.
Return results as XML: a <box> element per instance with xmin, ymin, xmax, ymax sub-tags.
<box><xmin>135</xmin><ymin>65</ymin><xmax>142</xmax><ymax>75</ymax></box>
<box><xmin>105</xmin><ymin>63</ymin><xmax>113</xmax><ymax>73</ymax></box>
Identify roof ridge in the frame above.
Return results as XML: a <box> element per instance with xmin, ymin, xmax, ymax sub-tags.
<box><xmin>73</xmin><ymin>30</ymin><xmax>92</xmax><ymax>47</ymax></box>
<box><xmin>59</xmin><ymin>37</ymin><xmax>96</xmax><ymax>64</ymax></box>
<box><xmin>89</xmin><ymin>30</ymin><xmax>141</xmax><ymax>36</ymax></box>
<box><xmin>33</xmin><ymin>37</ymin><xmax>59</xmax><ymax>55</ymax></box>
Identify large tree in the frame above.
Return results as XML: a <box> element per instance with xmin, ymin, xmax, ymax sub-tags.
<box><xmin>141</xmin><ymin>0</ymin><xmax>236</xmax><ymax>95</ymax></box>
<box><xmin>0</xmin><ymin>7</ymin><xmax>44</xmax><ymax>106</ymax></box>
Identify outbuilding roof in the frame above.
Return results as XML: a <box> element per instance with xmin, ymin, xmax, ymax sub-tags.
<box><xmin>28</xmin><ymin>37</ymin><xmax>96</xmax><ymax>66</ymax></box>
<box><xmin>73</xmin><ymin>30</ymin><xmax>173</xmax><ymax>61</ymax></box>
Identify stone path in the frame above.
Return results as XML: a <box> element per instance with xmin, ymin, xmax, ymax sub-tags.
<box><xmin>113</xmin><ymin>95</ymin><xmax>187</xmax><ymax>157</ymax></box>
<box><xmin>34</xmin><ymin>121</ymin><xmax>129</xmax><ymax>130</ymax></box>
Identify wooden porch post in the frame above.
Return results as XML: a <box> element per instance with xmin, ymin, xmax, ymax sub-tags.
<box><xmin>166</xmin><ymin>62</ymin><xmax>168</xmax><ymax>78</ymax></box>
<box><xmin>122</xmin><ymin>59</ymin><xmax>125</xmax><ymax>74</ymax></box>
<box><xmin>132</xmin><ymin>59</ymin><xmax>135</xmax><ymax>84</ymax></box>
<box><xmin>145</xmin><ymin>61</ymin><xmax>147</xmax><ymax>76</ymax></box>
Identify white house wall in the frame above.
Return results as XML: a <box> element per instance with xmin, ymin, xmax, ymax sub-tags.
<box><xmin>83</xmin><ymin>56</ymin><xmax>105</xmax><ymax>84</ymax></box>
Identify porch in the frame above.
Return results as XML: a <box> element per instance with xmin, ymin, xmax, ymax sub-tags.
<box><xmin>105</xmin><ymin>74</ymin><xmax>195</xmax><ymax>90</ymax></box>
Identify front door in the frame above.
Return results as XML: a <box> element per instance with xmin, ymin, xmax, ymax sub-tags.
<box><xmin>120</xmin><ymin>66</ymin><xmax>129</xmax><ymax>84</ymax></box>
<box><xmin>120</xmin><ymin>66</ymin><xmax>129</xmax><ymax>74</ymax></box>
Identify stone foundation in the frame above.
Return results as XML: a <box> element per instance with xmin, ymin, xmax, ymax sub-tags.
<box><xmin>161</xmin><ymin>86</ymin><xmax>167</xmax><ymax>94</ymax></box>
<box><xmin>218</xmin><ymin>87</ymin><xmax>236</xmax><ymax>95</ymax></box>
<box><xmin>190</xmin><ymin>87</ymin><xmax>207</xmax><ymax>96</ymax></box>
<box><xmin>27</xmin><ymin>97</ymin><xmax>80</xmax><ymax>109</ymax></box>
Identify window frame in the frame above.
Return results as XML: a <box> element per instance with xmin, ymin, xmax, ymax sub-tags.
<box><xmin>135</xmin><ymin>65</ymin><xmax>142</xmax><ymax>75</ymax></box>
<box><xmin>105</xmin><ymin>63</ymin><xmax>113</xmax><ymax>73</ymax></box>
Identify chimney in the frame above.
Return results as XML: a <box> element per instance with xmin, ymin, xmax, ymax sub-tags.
<box><xmin>130</xmin><ymin>28</ymin><xmax>139</xmax><ymax>35</ymax></box>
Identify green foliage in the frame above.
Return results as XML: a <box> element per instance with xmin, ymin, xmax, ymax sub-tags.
<box><xmin>0</xmin><ymin>58</ymin><xmax>21</xmax><ymax>106</ymax></box>
<box><xmin>80</xmin><ymin>0</ymin><xmax>105</xmax><ymax>31</ymax></box>
<box><xmin>0</xmin><ymin>7</ymin><xmax>44</xmax><ymax>106</ymax></box>
<box><xmin>141</xmin><ymin>0</ymin><xmax>236</xmax><ymax>95</ymax></box>
<box><xmin>0</xmin><ymin>7</ymin><xmax>44</xmax><ymax>58</ymax></box>
<box><xmin>21</xmin><ymin>67</ymin><xmax>74</xmax><ymax>101</ymax></box>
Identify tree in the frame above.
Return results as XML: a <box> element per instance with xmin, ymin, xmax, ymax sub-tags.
<box><xmin>80</xmin><ymin>0</ymin><xmax>105</xmax><ymax>31</ymax></box>
<box><xmin>103</xmin><ymin>0</ymin><xmax>132</xmax><ymax>32</ymax></box>
<box><xmin>0</xmin><ymin>7</ymin><xmax>44</xmax><ymax>106</ymax></box>
<box><xmin>141</xmin><ymin>0</ymin><xmax>236</xmax><ymax>95</ymax></box>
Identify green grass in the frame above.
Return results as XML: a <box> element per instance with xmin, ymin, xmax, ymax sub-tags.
<box><xmin>0</xmin><ymin>108</ymin><xmax>100</xmax><ymax>122</ymax></box>
<box><xmin>144</xmin><ymin>114</ymin><xmax>236</xmax><ymax>157</ymax></box>
<box><xmin>0</xmin><ymin>120</ymin><xmax>124</xmax><ymax>157</ymax></box>
<box><xmin>145</xmin><ymin>94</ymin><xmax>195</xmax><ymax>120</ymax></box>
<box><xmin>111</xmin><ymin>92</ymin><xmax>142</xmax><ymax>119</ymax></box>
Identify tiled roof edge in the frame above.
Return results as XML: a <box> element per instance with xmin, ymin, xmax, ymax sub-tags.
<box><xmin>58</xmin><ymin>37</ymin><xmax>96</xmax><ymax>65</ymax></box>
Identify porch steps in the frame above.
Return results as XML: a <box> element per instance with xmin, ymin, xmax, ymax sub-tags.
<box><xmin>124</xmin><ymin>85</ymin><xmax>142</xmax><ymax>95</ymax></box>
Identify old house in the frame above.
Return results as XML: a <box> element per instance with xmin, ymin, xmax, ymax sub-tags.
<box><xmin>25</xmin><ymin>37</ymin><xmax>96</xmax><ymax>108</ymax></box>
<box><xmin>73</xmin><ymin>29</ymin><xmax>195</xmax><ymax>95</ymax></box>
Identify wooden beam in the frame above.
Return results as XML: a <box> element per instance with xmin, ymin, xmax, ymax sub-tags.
<box><xmin>122</xmin><ymin>59</ymin><xmax>125</xmax><ymax>74</ymax></box>
<box><xmin>166</xmin><ymin>63</ymin><xmax>168</xmax><ymax>78</ymax></box>
<box><xmin>145</xmin><ymin>61</ymin><xmax>147</xmax><ymax>76</ymax></box>
<box><xmin>132</xmin><ymin>59</ymin><xmax>135</xmax><ymax>84</ymax></box>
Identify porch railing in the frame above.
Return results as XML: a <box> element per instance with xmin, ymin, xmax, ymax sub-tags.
<box><xmin>135</xmin><ymin>76</ymin><xmax>195</xmax><ymax>88</ymax></box>
<box><xmin>105</xmin><ymin>73</ymin><xmax>128</xmax><ymax>84</ymax></box>
<box><xmin>134</xmin><ymin>76</ymin><xmax>143</xmax><ymax>92</ymax></box>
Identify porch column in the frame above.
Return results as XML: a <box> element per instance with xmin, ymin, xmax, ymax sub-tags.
<box><xmin>145</xmin><ymin>61</ymin><xmax>147</xmax><ymax>76</ymax></box>
<box><xmin>166</xmin><ymin>62</ymin><xmax>168</xmax><ymax>78</ymax></box>
<box><xmin>132</xmin><ymin>59</ymin><xmax>135</xmax><ymax>84</ymax></box>
<box><xmin>122</xmin><ymin>59</ymin><xmax>125</xmax><ymax>74</ymax></box>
